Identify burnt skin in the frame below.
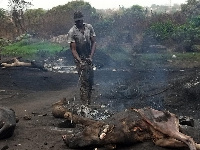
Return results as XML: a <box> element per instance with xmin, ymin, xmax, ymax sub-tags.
<box><xmin>62</xmin><ymin>108</ymin><xmax>200</xmax><ymax>150</ymax></box>
<box><xmin>0</xmin><ymin>107</ymin><xmax>17</xmax><ymax>139</ymax></box>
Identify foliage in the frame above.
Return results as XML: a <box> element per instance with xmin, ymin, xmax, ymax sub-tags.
<box><xmin>147</xmin><ymin>21</ymin><xmax>176</xmax><ymax>42</ymax></box>
<box><xmin>131</xmin><ymin>52</ymin><xmax>200</xmax><ymax>69</ymax></box>
<box><xmin>181</xmin><ymin>0</ymin><xmax>200</xmax><ymax>18</ymax></box>
<box><xmin>0</xmin><ymin>8</ymin><xmax>15</xmax><ymax>40</ymax></box>
<box><xmin>1</xmin><ymin>0</ymin><xmax>200</xmax><ymax>56</ymax></box>
<box><xmin>8</xmin><ymin>0</ymin><xmax>32</xmax><ymax>33</ymax></box>
<box><xmin>8</xmin><ymin>0</ymin><xmax>32</xmax><ymax>10</ymax></box>
<box><xmin>94</xmin><ymin>17</ymin><xmax>114</xmax><ymax>37</ymax></box>
<box><xmin>189</xmin><ymin>15</ymin><xmax>200</xmax><ymax>26</ymax></box>
<box><xmin>23</xmin><ymin>8</ymin><xmax>46</xmax><ymax>35</ymax></box>
<box><xmin>98</xmin><ymin>5</ymin><xmax>146</xmax><ymax>51</ymax></box>
<box><xmin>2</xmin><ymin>39</ymin><xmax>63</xmax><ymax>58</ymax></box>
<box><xmin>32</xmin><ymin>1</ymin><xmax>99</xmax><ymax>38</ymax></box>
<box><xmin>191</xmin><ymin>45</ymin><xmax>200</xmax><ymax>52</ymax></box>
<box><xmin>143</xmin><ymin>13</ymin><xmax>200</xmax><ymax>52</ymax></box>
<box><xmin>171</xmin><ymin>15</ymin><xmax>200</xmax><ymax>51</ymax></box>
<box><xmin>150</xmin><ymin>4</ymin><xmax>180</xmax><ymax>14</ymax></box>
<box><xmin>141</xmin><ymin>53</ymin><xmax>171</xmax><ymax>62</ymax></box>
<box><xmin>0</xmin><ymin>38</ymin><xmax>10</xmax><ymax>48</ymax></box>
<box><xmin>0</xmin><ymin>9</ymin><xmax>6</xmax><ymax>19</ymax></box>
<box><xmin>24</xmin><ymin>8</ymin><xmax>46</xmax><ymax>22</ymax></box>
<box><xmin>125</xmin><ymin>5</ymin><xmax>145</xmax><ymax>16</ymax></box>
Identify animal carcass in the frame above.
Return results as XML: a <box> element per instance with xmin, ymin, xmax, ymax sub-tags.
<box><xmin>0</xmin><ymin>107</ymin><xmax>17</xmax><ymax>139</ymax></box>
<box><xmin>52</xmin><ymin>99</ymin><xmax>200</xmax><ymax>150</ymax></box>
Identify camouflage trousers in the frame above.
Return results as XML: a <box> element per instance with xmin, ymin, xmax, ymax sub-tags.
<box><xmin>75</xmin><ymin>59</ymin><xmax>94</xmax><ymax>105</ymax></box>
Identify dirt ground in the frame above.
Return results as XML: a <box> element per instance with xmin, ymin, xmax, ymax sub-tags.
<box><xmin>1</xmin><ymin>58</ymin><xmax>200</xmax><ymax>150</ymax></box>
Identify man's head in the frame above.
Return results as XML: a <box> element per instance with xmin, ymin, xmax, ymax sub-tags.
<box><xmin>74</xmin><ymin>11</ymin><xmax>84</xmax><ymax>28</ymax></box>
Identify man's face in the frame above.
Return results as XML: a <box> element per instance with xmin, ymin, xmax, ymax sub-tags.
<box><xmin>75</xmin><ymin>19</ymin><xmax>84</xmax><ymax>28</ymax></box>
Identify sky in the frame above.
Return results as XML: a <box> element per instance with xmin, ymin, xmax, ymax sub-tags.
<box><xmin>0</xmin><ymin>0</ymin><xmax>187</xmax><ymax>10</ymax></box>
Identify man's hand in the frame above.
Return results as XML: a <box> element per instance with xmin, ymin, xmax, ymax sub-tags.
<box><xmin>86</xmin><ymin>58</ymin><xmax>92</xmax><ymax>65</ymax></box>
<box><xmin>80</xmin><ymin>61</ymin><xmax>86</xmax><ymax>70</ymax></box>
<box><xmin>86</xmin><ymin>57</ymin><xmax>92</xmax><ymax>62</ymax></box>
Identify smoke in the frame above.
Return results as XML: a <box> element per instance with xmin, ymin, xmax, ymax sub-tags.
<box><xmin>43</xmin><ymin>51</ymin><xmax>168</xmax><ymax>113</ymax></box>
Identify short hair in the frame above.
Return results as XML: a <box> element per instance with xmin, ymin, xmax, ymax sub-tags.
<box><xmin>74</xmin><ymin>11</ymin><xmax>84</xmax><ymax>21</ymax></box>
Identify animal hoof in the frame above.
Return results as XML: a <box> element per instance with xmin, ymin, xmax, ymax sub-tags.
<box><xmin>62</xmin><ymin>135</ymin><xmax>66</xmax><ymax>140</ymax></box>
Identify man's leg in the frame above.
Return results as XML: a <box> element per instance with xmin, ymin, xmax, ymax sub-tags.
<box><xmin>87</xmin><ymin>62</ymin><xmax>94</xmax><ymax>103</ymax></box>
<box><xmin>79</xmin><ymin>60</ymin><xmax>91</xmax><ymax>105</ymax></box>
<box><xmin>76</xmin><ymin>59</ymin><xmax>94</xmax><ymax>105</ymax></box>
<box><xmin>75</xmin><ymin>60</ymin><xmax>87</xmax><ymax>104</ymax></box>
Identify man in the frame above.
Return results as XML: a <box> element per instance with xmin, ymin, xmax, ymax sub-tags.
<box><xmin>67</xmin><ymin>11</ymin><xmax>96</xmax><ymax>105</ymax></box>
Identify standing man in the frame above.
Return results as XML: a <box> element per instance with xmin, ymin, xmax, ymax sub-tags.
<box><xmin>67</xmin><ymin>11</ymin><xmax>96</xmax><ymax>105</ymax></box>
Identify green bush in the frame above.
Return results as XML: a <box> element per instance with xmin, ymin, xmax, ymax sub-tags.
<box><xmin>0</xmin><ymin>38</ymin><xmax>10</xmax><ymax>47</ymax></box>
<box><xmin>147</xmin><ymin>21</ymin><xmax>176</xmax><ymax>42</ymax></box>
<box><xmin>191</xmin><ymin>45</ymin><xmax>200</xmax><ymax>52</ymax></box>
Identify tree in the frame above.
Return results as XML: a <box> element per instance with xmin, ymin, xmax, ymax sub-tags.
<box><xmin>0</xmin><ymin>9</ymin><xmax>6</xmax><ymax>20</ymax></box>
<box><xmin>0</xmin><ymin>8</ymin><xmax>15</xmax><ymax>40</ymax></box>
<box><xmin>181</xmin><ymin>0</ymin><xmax>199</xmax><ymax>17</ymax></box>
<box><xmin>107</xmin><ymin>5</ymin><xmax>146</xmax><ymax>52</ymax></box>
<box><xmin>8</xmin><ymin>0</ymin><xmax>32</xmax><ymax>34</ymax></box>
<box><xmin>24</xmin><ymin>8</ymin><xmax>46</xmax><ymax>34</ymax></box>
<box><xmin>37</xmin><ymin>0</ymin><xmax>99</xmax><ymax>38</ymax></box>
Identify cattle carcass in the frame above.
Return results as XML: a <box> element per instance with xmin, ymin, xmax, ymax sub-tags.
<box><xmin>0</xmin><ymin>107</ymin><xmax>17</xmax><ymax>139</ymax></box>
<box><xmin>0</xmin><ymin>57</ymin><xmax>45</xmax><ymax>70</ymax></box>
<box><xmin>52</xmin><ymin>99</ymin><xmax>200</xmax><ymax>150</ymax></box>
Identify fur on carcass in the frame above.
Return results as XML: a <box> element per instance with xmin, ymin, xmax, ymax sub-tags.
<box><xmin>0</xmin><ymin>107</ymin><xmax>17</xmax><ymax>139</ymax></box>
<box><xmin>0</xmin><ymin>57</ymin><xmax>45</xmax><ymax>70</ymax></box>
<box><xmin>52</xmin><ymin>99</ymin><xmax>200</xmax><ymax>150</ymax></box>
<box><xmin>1</xmin><ymin>57</ymin><xmax>32</xmax><ymax>68</ymax></box>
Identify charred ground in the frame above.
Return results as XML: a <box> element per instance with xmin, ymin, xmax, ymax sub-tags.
<box><xmin>0</xmin><ymin>53</ymin><xmax>200</xmax><ymax>150</ymax></box>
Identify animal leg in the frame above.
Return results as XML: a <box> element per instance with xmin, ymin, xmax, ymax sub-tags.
<box><xmin>155</xmin><ymin>138</ymin><xmax>200</xmax><ymax>150</ymax></box>
<box><xmin>155</xmin><ymin>138</ymin><xmax>188</xmax><ymax>148</ymax></box>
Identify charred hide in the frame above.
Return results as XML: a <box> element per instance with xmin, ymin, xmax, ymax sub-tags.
<box><xmin>0</xmin><ymin>57</ymin><xmax>45</xmax><ymax>70</ymax></box>
<box><xmin>52</xmin><ymin>99</ymin><xmax>200</xmax><ymax>150</ymax></box>
<box><xmin>0</xmin><ymin>107</ymin><xmax>17</xmax><ymax>139</ymax></box>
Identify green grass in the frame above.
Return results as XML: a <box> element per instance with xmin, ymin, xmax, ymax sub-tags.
<box><xmin>110</xmin><ymin>52</ymin><xmax>131</xmax><ymax>61</ymax></box>
<box><xmin>2</xmin><ymin>39</ymin><xmax>200</xmax><ymax>69</ymax></box>
<box><xmin>1</xmin><ymin>39</ymin><xmax>66</xmax><ymax>59</ymax></box>
<box><xmin>174</xmin><ymin>52</ymin><xmax>200</xmax><ymax>61</ymax></box>
<box><xmin>100</xmin><ymin>45</ymin><xmax>200</xmax><ymax>68</ymax></box>
<box><xmin>141</xmin><ymin>53</ymin><xmax>171</xmax><ymax>61</ymax></box>
<box><xmin>139</xmin><ymin>52</ymin><xmax>200</xmax><ymax>62</ymax></box>
<box><xmin>132</xmin><ymin>52</ymin><xmax>200</xmax><ymax>69</ymax></box>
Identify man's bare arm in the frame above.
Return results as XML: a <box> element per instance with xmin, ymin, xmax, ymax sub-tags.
<box><xmin>89</xmin><ymin>36</ymin><xmax>96</xmax><ymax>61</ymax></box>
<box><xmin>70</xmin><ymin>42</ymin><xmax>82</xmax><ymax>63</ymax></box>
